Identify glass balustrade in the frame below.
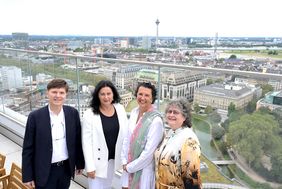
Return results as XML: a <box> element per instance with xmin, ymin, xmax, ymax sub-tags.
<box><xmin>1</xmin><ymin>47</ymin><xmax>282</xmax><ymax>189</ymax></box>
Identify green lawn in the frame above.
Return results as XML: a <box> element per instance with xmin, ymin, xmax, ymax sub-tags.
<box><xmin>201</xmin><ymin>155</ymin><xmax>234</xmax><ymax>184</ymax></box>
<box><xmin>224</xmin><ymin>50</ymin><xmax>282</xmax><ymax>59</ymax></box>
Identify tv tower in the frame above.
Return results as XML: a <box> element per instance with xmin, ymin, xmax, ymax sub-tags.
<box><xmin>155</xmin><ymin>19</ymin><xmax>160</xmax><ymax>50</ymax></box>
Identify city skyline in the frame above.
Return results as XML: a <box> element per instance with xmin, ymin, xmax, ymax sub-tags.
<box><xmin>1</xmin><ymin>0</ymin><xmax>282</xmax><ymax>37</ymax></box>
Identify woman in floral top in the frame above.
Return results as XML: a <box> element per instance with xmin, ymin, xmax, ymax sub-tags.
<box><xmin>155</xmin><ymin>99</ymin><xmax>202</xmax><ymax>189</ymax></box>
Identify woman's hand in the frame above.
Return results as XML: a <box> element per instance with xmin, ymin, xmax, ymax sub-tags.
<box><xmin>87</xmin><ymin>171</ymin><xmax>96</xmax><ymax>179</ymax></box>
<box><xmin>76</xmin><ymin>169</ymin><xmax>83</xmax><ymax>175</ymax></box>
<box><xmin>123</xmin><ymin>164</ymin><xmax>128</xmax><ymax>173</ymax></box>
<box><xmin>24</xmin><ymin>181</ymin><xmax>35</xmax><ymax>189</ymax></box>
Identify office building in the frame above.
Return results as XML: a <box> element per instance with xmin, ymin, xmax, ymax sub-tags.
<box><xmin>142</xmin><ymin>36</ymin><xmax>151</xmax><ymax>49</ymax></box>
<box><xmin>0</xmin><ymin>66</ymin><xmax>23</xmax><ymax>90</ymax></box>
<box><xmin>194</xmin><ymin>83</ymin><xmax>257</xmax><ymax>110</ymax></box>
<box><xmin>161</xmin><ymin>69</ymin><xmax>206</xmax><ymax>101</ymax></box>
<box><xmin>134</xmin><ymin>69</ymin><xmax>158</xmax><ymax>89</ymax></box>
<box><xmin>256</xmin><ymin>90</ymin><xmax>282</xmax><ymax>111</ymax></box>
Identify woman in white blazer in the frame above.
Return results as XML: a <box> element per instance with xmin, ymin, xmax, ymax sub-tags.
<box><xmin>82</xmin><ymin>80</ymin><xmax>128</xmax><ymax>189</ymax></box>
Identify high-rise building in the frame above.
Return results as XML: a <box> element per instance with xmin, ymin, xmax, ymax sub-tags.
<box><xmin>12</xmin><ymin>32</ymin><xmax>29</xmax><ymax>49</ymax></box>
<box><xmin>128</xmin><ymin>37</ymin><xmax>138</xmax><ymax>47</ymax></box>
<box><xmin>12</xmin><ymin>32</ymin><xmax>28</xmax><ymax>41</ymax></box>
<box><xmin>120</xmin><ymin>38</ymin><xmax>129</xmax><ymax>48</ymax></box>
<box><xmin>142</xmin><ymin>36</ymin><xmax>151</xmax><ymax>49</ymax></box>
<box><xmin>0</xmin><ymin>66</ymin><xmax>23</xmax><ymax>90</ymax></box>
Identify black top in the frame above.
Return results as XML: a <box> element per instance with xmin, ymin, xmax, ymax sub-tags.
<box><xmin>100</xmin><ymin>109</ymin><xmax>120</xmax><ymax>160</ymax></box>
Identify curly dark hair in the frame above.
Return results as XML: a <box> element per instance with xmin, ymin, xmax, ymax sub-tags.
<box><xmin>165</xmin><ymin>99</ymin><xmax>192</xmax><ymax>128</ymax></box>
<box><xmin>90</xmin><ymin>80</ymin><xmax>121</xmax><ymax>114</ymax></box>
<box><xmin>134</xmin><ymin>82</ymin><xmax>157</xmax><ymax>104</ymax></box>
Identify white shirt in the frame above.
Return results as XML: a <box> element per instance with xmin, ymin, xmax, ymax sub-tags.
<box><xmin>121</xmin><ymin>107</ymin><xmax>164</xmax><ymax>188</ymax></box>
<box><xmin>49</xmin><ymin>106</ymin><xmax>69</xmax><ymax>163</ymax></box>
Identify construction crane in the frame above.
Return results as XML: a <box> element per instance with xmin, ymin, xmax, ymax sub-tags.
<box><xmin>214</xmin><ymin>32</ymin><xmax>218</xmax><ymax>62</ymax></box>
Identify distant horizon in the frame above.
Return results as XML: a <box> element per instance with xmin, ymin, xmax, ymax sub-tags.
<box><xmin>1</xmin><ymin>33</ymin><xmax>281</xmax><ymax>39</ymax></box>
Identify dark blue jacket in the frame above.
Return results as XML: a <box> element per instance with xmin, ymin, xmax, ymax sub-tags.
<box><xmin>22</xmin><ymin>105</ymin><xmax>85</xmax><ymax>187</ymax></box>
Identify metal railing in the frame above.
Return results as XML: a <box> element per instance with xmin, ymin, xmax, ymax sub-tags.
<box><xmin>1</xmin><ymin>47</ymin><xmax>282</xmax><ymax>113</ymax></box>
<box><xmin>1</xmin><ymin>47</ymin><xmax>282</xmax><ymax>189</ymax></box>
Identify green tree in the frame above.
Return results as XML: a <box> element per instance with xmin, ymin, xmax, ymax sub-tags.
<box><xmin>185</xmin><ymin>51</ymin><xmax>190</xmax><ymax>56</ymax></box>
<box><xmin>211</xmin><ymin>125</ymin><xmax>225</xmax><ymax>140</ymax></box>
<box><xmin>205</xmin><ymin>105</ymin><xmax>213</xmax><ymax>114</ymax></box>
<box><xmin>208</xmin><ymin>111</ymin><xmax>221</xmax><ymax>123</ymax></box>
<box><xmin>245</xmin><ymin>99</ymin><xmax>257</xmax><ymax>114</ymax></box>
<box><xmin>271</xmin><ymin>148</ymin><xmax>282</xmax><ymax>182</ymax></box>
<box><xmin>227</xmin><ymin>112</ymin><xmax>279</xmax><ymax>166</ymax></box>
<box><xmin>229</xmin><ymin>110</ymin><xmax>245</xmax><ymax>122</ymax></box>
<box><xmin>193</xmin><ymin>103</ymin><xmax>201</xmax><ymax>113</ymax></box>
<box><xmin>217</xmin><ymin>58</ymin><xmax>225</xmax><ymax>63</ymax></box>
<box><xmin>221</xmin><ymin>119</ymin><xmax>230</xmax><ymax>131</ymax></box>
<box><xmin>206</xmin><ymin>78</ymin><xmax>213</xmax><ymax>85</ymax></box>
<box><xmin>227</xmin><ymin>102</ymin><xmax>236</xmax><ymax>116</ymax></box>
<box><xmin>272</xmin><ymin>108</ymin><xmax>282</xmax><ymax>134</ymax></box>
<box><xmin>260</xmin><ymin>84</ymin><xmax>273</xmax><ymax>97</ymax></box>
<box><xmin>268</xmin><ymin>50</ymin><xmax>278</xmax><ymax>55</ymax></box>
<box><xmin>268</xmin><ymin>50</ymin><xmax>273</xmax><ymax>55</ymax></box>
<box><xmin>257</xmin><ymin>106</ymin><xmax>271</xmax><ymax>115</ymax></box>
<box><xmin>74</xmin><ymin>47</ymin><xmax>84</xmax><ymax>52</ymax></box>
<box><xmin>229</xmin><ymin>54</ymin><xmax>237</xmax><ymax>59</ymax></box>
<box><xmin>214</xmin><ymin>78</ymin><xmax>224</xmax><ymax>83</ymax></box>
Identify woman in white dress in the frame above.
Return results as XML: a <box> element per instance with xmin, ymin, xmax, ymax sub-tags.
<box><xmin>82</xmin><ymin>80</ymin><xmax>128</xmax><ymax>189</ymax></box>
<box><xmin>121</xmin><ymin>82</ymin><xmax>164</xmax><ymax>189</ymax></box>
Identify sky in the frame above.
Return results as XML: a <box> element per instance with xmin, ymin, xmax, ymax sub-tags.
<box><xmin>1</xmin><ymin>0</ymin><xmax>281</xmax><ymax>37</ymax></box>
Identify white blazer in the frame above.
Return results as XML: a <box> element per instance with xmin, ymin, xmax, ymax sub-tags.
<box><xmin>82</xmin><ymin>103</ymin><xmax>128</xmax><ymax>178</ymax></box>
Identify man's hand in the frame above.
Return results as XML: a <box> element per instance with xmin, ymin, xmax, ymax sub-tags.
<box><xmin>87</xmin><ymin>171</ymin><xmax>96</xmax><ymax>179</ymax></box>
<box><xmin>24</xmin><ymin>181</ymin><xmax>35</xmax><ymax>189</ymax></box>
<box><xmin>76</xmin><ymin>169</ymin><xmax>83</xmax><ymax>175</ymax></box>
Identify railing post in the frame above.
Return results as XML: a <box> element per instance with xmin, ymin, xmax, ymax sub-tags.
<box><xmin>1</xmin><ymin>96</ymin><xmax>5</xmax><ymax>113</ymax></box>
<box><xmin>157</xmin><ymin>66</ymin><xmax>161</xmax><ymax>111</ymax></box>
<box><xmin>75</xmin><ymin>57</ymin><xmax>80</xmax><ymax>113</ymax></box>
<box><xmin>28</xmin><ymin>55</ymin><xmax>33</xmax><ymax>111</ymax></box>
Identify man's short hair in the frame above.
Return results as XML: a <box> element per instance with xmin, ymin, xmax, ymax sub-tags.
<box><xmin>47</xmin><ymin>79</ymin><xmax>69</xmax><ymax>93</ymax></box>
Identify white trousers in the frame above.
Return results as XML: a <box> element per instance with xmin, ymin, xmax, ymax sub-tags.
<box><xmin>121</xmin><ymin>171</ymin><xmax>129</xmax><ymax>187</ymax></box>
<box><xmin>87</xmin><ymin>159</ymin><xmax>114</xmax><ymax>189</ymax></box>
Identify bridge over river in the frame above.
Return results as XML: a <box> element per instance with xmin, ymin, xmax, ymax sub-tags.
<box><xmin>212</xmin><ymin>160</ymin><xmax>236</xmax><ymax>165</ymax></box>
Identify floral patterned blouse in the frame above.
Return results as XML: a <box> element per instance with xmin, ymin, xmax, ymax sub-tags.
<box><xmin>155</xmin><ymin>127</ymin><xmax>202</xmax><ymax>189</ymax></box>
